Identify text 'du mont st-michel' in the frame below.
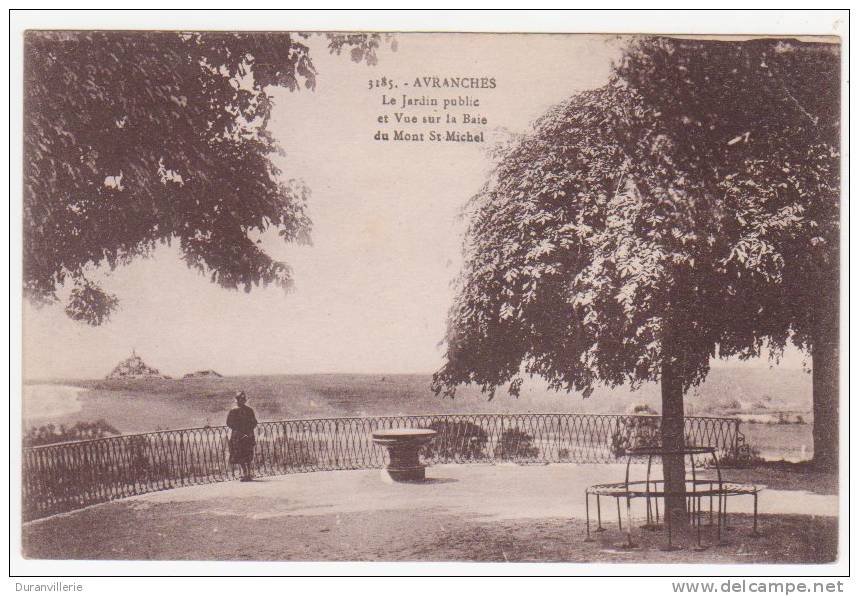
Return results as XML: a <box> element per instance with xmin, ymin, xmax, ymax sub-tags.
<box><xmin>369</xmin><ymin>75</ymin><xmax>496</xmax><ymax>143</ymax></box>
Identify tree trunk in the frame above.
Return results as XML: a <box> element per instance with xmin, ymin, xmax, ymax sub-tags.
<box><xmin>812</xmin><ymin>273</ymin><xmax>839</xmax><ymax>472</ymax></box>
<box><xmin>661</xmin><ymin>359</ymin><xmax>687</xmax><ymax>528</ymax></box>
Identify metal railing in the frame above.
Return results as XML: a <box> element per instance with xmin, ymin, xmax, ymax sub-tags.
<box><xmin>22</xmin><ymin>413</ymin><xmax>745</xmax><ymax>521</ymax></box>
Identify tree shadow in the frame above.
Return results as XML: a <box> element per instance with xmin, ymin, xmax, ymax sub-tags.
<box><xmin>709</xmin><ymin>461</ymin><xmax>838</xmax><ymax>496</ymax></box>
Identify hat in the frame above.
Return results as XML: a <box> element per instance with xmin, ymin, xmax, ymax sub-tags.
<box><xmin>235</xmin><ymin>391</ymin><xmax>247</xmax><ymax>400</ymax></box>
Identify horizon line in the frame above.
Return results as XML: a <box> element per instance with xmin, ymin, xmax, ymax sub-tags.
<box><xmin>23</xmin><ymin>363</ymin><xmax>808</xmax><ymax>384</ymax></box>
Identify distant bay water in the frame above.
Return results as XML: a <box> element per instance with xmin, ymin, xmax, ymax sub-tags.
<box><xmin>23</xmin><ymin>384</ymin><xmax>85</xmax><ymax>422</ymax></box>
<box><xmin>19</xmin><ymin>369</ymin><xmax>812</xmax><ymax>461</ymax></box>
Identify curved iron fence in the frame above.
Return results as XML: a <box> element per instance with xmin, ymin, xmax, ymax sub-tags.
<box><xmin>22</xmin><ymin>413</ymin><xmax>745</xmax><ymax>521</ymax></box>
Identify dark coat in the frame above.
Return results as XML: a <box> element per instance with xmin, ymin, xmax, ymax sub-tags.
<box><xmin>227</xmin><ymin>404</ymin><xmax>258</xmax><ymax>464</ymax></box>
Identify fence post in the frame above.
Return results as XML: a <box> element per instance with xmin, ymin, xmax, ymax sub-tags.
<box><xmin>498</xmin><ymin>415</ymin><xmax>504</xmax><ymax>462</ymax></box>
<box><xmin>334</xmin><ymin>419</ymin><xmax>340</xmax><ymax>469</ymax></box>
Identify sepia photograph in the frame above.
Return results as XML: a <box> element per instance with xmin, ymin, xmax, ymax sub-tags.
<box><xmin>11</xmin><ymin>10</ymin><xmax>848</xmax><ymax>577</ymax></box>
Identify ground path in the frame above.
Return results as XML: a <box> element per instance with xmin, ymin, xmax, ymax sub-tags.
<box><xmin>23</xmin><ymin>464</ymin><xmax>838</xmax><ymax>563</ymax></box>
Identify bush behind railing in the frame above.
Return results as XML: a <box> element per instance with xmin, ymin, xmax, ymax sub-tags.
<box><xmin>22</xmin><ymin>413</ymin><xmax>745</xmax><ymax>521</ymax></box>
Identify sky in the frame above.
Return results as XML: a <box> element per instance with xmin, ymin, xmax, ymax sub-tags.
<box><xmin>22</xmin><ymin>33</ymin><xmax>806</xmax><ymax>380</ymax></box>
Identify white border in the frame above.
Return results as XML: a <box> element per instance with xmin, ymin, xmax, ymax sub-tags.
<box><xmin>5</xmin><ymin>8</ymin><xmax>851</xmax><ymax>584</ymax></box>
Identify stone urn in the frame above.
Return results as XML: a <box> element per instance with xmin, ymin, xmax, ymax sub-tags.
<box><xmin>371</xmin><ymin>428</ymin><xmax>437</xmax><ymax>482</ymax></box>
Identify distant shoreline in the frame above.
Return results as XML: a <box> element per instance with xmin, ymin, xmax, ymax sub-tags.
<box><xmin>22</xmin><ymin>365</ymin><xmax>806</xmax><ymax>387</ymax></box>
<box><xmin>22</xmin><ymin>371</ymin><xmax>442</xmax><ymax>385</ymax></box>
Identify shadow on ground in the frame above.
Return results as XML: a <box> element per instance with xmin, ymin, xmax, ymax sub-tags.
<box><xmin>23</xmin><ymin>504</ymin><xmax>836</xmax><ymax>563</ymax></box>
<box><xmin>22</xmin><ymin>464</ymin><xmax>838</xmax><ymax>563</ymax></box>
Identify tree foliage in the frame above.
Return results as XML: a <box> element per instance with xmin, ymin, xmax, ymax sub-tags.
<box><xmin>615</xmin><ymin>38</ymin><xmax>840</xmax><ymax>354</ymax></box>
<box><xmin>432</xmin><ymin>37</ymin><xmax>840</xmax><ymax>401</ymax></box>
<box><xmin>24</xmin><ymin>31</ymin><xmax>387</xmax><ymax>324</ymax></box>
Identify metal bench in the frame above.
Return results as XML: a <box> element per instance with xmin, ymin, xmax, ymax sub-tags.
<box><xmin>584</xmin><ymin>446</ymin><xmax>762</xmax><ymax>550</ymax></box>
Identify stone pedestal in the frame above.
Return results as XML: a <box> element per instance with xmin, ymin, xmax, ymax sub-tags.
<box><xmin>371</xmin><ymin>428</ymin><xmax>437</xmax><ymax>482</ymax></box>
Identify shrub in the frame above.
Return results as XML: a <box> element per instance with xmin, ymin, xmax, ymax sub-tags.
<box><xmin>718</xmin><ymin>443</ymin><xmax>765</xmax><ymax>468</ymax></box>
<box><xmin>722</xmin><ymin>398</ymin><xmax>743</xmax><ymax>411</ymax></box>
<box><xmin>124</xmin><ymin>434</ymin><xmax>173</xmax><ymax>482</ymax></box>
<box><xmin>24</xmin><ymin>419</ymin><xmax>119</xmax><ymax>447</ymax></box>
<box><xmin>425</xmin><ymin>420</ymin><xmax>489</xmax><ymax>461</ymax></box>
<box><xmin>493</xmin><ymin>427</ymin><xmax>540</xmax><ymax>460</ymax></box>
<box><xmin>610</xmin><ymin>415</ymin><xmax>661</xmax><ymax>458</ymax></box>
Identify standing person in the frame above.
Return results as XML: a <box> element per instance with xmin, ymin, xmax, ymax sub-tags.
<box><xmin>227</xmin><ymin>391</ymin><xmax>258</xmax><ymax>481</ymax></box>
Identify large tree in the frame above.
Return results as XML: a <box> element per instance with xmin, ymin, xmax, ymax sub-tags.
<box><xmin>24</xmin><ymin>31</ymin><xmax>387</xmax><ymax>325</ymax></box>
<box><xmin>432</xmin><ymin>37</ymin><xmax>840</xmax><ymax>525</ymax></box>
<box><xmin>615</xmin><ymin>38</ymin><xmax>841</xmax><ymax>471</ymax></box>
